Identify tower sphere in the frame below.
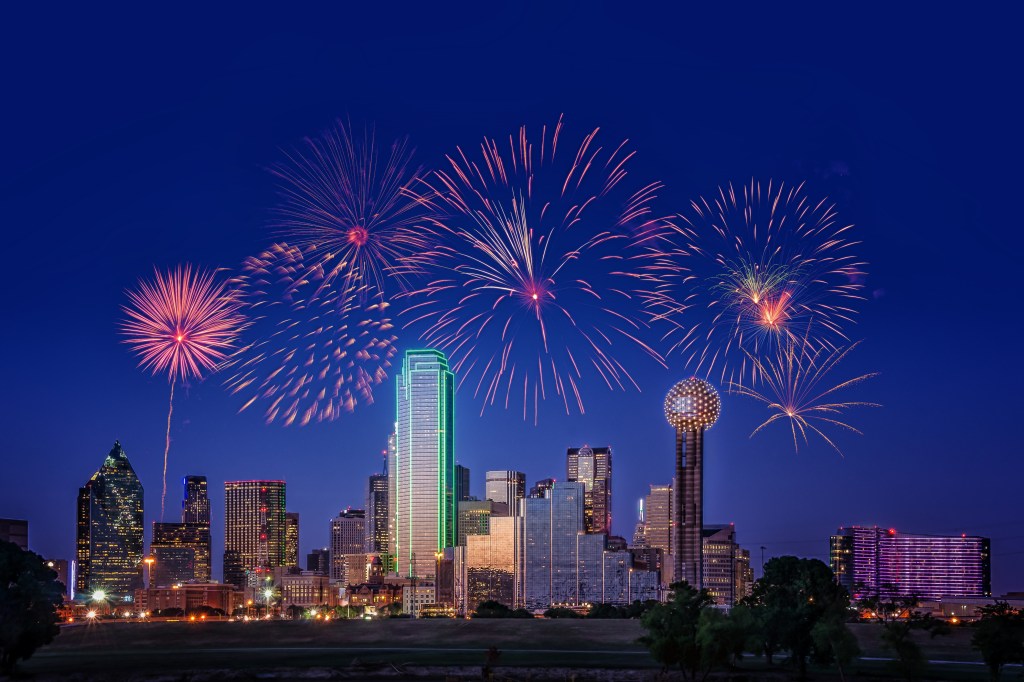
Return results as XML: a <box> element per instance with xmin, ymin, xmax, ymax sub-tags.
<box><xmin>664</xmin><ymin>377</ymin><xmax>721</xmax><ymax>431</ymax></box>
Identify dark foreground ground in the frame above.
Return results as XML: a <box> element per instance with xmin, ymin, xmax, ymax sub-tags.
<box><xmin>10</xmin><ymin>619</ymin><xmax>1015</xmax><ymax>681</ymax></box>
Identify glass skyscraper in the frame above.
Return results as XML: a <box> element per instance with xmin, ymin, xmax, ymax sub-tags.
<box><xmin>566</xmin><ymin>446</ymin><xmax>612</xmax><ymax>534</ymax></box>
<box><xmin>366</xmin><ymin>471</ymin><xmax>389</xmax><ymax>554</ymax></box>
<box><xmin>485</xmin><ymin>470</ymin><xmax>525</xmax><ymax>515</ymax></box>
<box><xmin>75</xmin><ymin>441</ymin><xmax>144</xmax><ymax>598</ymax></box>
<box><xmin>151</xmin><ymin>522</ymin><xmax>210</xmax><ymax>585</ymax></box>
<box><xmin>522</xmin><ymin>481</ymin><xmax>585</xmax><ymax>609</ymax></box>
<box><xmin>391</xmin><ymin>349</ymin><xmax>456</xmax><ymax>580</ymax></box>
<box><xmin>223</xmin><ymin>480</ymin><xmax>287</xmax><ymax>588</ymax></box>
<box><xmin>181</xmin><ymin>475</ymin><xmax>210</xmax><ymax>524</ymax></box>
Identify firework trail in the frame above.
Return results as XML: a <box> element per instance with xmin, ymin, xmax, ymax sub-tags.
<box><xmin>653</xmin><ymin>179</ymin><xmax>866</xmax><ymax>387</ymax></box>
<box><xmin>729</xmin><ymin>337</ymin><xmax>879</xmax><ymax>456</ymax></box>
<box><xmin>222</xmin><ymin>243</ymin><xmax>398</xmax><ymax>426</ymax></box>
<box><xmin>269</xmin><ymin>121</ymin><xmax>434</xmax><ymax>299</ymax></box>
<box><xmin>401</xmin><ymin>115</ymin><xmax>673</xmax><ymax>421</ymax></box>
<box><xmin>121</xmin><ymin>265</ymin><xmax>246</xmax><ymax>518</ymax></box>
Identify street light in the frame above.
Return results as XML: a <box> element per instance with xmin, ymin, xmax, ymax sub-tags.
<box><xmin>143</xmin><ymin>557</ymin><xmax>155</xmax><ymax>589</ymax></box>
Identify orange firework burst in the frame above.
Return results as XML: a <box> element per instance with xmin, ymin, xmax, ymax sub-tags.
<box><xmin>270</xmin><ymin>121</ymin><xmax>434</xmax><ymax>298</ymax></box>
<box><xmin>729</xmin><ymin>337</ymin><xmax>879</xmax><ymax>456</ymax></box>
<box><xmin>401</xmin><ymin>115</ymin><xmax>673</xmax><ymax>421</ymax></box>
<box><xmin>222</xmin><ymin>243</ymin><xmax>398</xmax><ymax>426</ymax></box>
<box><xmin>121</xmin><ymin>265</ymin><xmax>246</xmax><ymax>518</ymax></box>
<box><xmin>653</xmin><ymin>179</ymin><xmax>867</xmax><ymax>387</ymax></box>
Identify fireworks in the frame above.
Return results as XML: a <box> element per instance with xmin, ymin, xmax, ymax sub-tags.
<box><xmin>729</xmin><ymin>338</ymin><xmax>879</xmax><ymax>456</ymax></box>
<box><xmin>655</xmin><ymin>179</ymin><xmax>866</xmax><ymax>387</ymax></box>
<box><xmin>222</xmin><ymin>243</ymin><xmax>398</xmax><ymax>426</ymax></box>
<box><xmin>121</xmin><ymin>265</ymin><xmax>245</xmax><ymax>518</ymax></box>
<box><xmin>269</xmin><ymin>121</ymin><xmax>433</xmax><ymax>298</ymax></box>
<box><xmin>402</xmin><ymin>116</ymin><xmax>672</xmax><ymax>421</ymax></box>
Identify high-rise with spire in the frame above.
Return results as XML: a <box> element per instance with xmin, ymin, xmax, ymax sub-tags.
<box><xmin>75</xmin><ymin>441</ymin><xmax>144</xmax><ymax>598</ymax></box>
<box><xmin>391</xmin><ymin>349</ymin><xmax>456</xmax><ymax>580</ymax></box>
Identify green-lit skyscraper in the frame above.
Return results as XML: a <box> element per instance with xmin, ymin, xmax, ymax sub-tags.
<box><xmin>75</xmin><ymin>441</ymin><xmax>144</xmax><ymax>599</ymax></box>
<box><xmin>390</xmin><ymin>349</ymin><xmax>455</xmax><ymax>580</ymax></box>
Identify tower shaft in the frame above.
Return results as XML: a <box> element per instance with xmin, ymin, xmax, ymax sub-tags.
<box><xmin>674</xmin><ymin>427</ymin><xmax>704</xmax><ymax>590</ymax></box>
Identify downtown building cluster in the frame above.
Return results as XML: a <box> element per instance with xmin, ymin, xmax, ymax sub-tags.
<box><xmin>56</xmin><ymin>349</ymin><xmax>995</xmax><ymax>617</ymax></box>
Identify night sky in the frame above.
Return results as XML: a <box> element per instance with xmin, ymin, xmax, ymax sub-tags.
<box><xmin>3</xmin><ymin>6</ymin><xmax>1022</xmax><ymax>593</ymax></box>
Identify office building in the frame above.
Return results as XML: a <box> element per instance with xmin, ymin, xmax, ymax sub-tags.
<box><xmin>567</xmin><ymin>445</ymin><xmax>612</xmax><ymax>534</ymax></box>
<box><xmin>457</xmin><ymin>499</ymin><xmax>508</xmax><ymax>547</ymax></box>
<box><xmin>151</xmin><ymin>522</ymin><xmax>211</xmax><ymax>585</ymax></box>
<box><xmin>306</xmin><ymin>548</ymin><xmax>329</xmax><ymax>576</ymax></box>
<box><xmin>223</xmin><ymin>480</ymin><xmax>287</xmax><ymax>588</ymax></box>
<box><xmin>455</xmin><ymin>464</ymin><xmax>472</xmax><ymax>502</ymax></box>
<box><xmin>391</xmin><ymin>350</ymin><xmax>456</xmax><ymax>580</ymax></box>
<box><xmin>366</xmin><ymin>471</ymin><xmax>389</xmax><ymax>555</ymax></box>
<box><xmin>75</xmin><ymin>441</ymin><xmax>144</xmax><ymax>598</ymax></box>
<box><xmin>464</xmin><ymin>515</ymin><xmax>520</xmax><ymax>611</ymax></box>
<box><xmin>522</xmin><ymin>481</ymin><xmax>585</xmax><ymax>610</ymax></box>
<box><xmin>702</xmin><ymin>524</ymin><xmax>752</xmax><ymax>606</ymax></box>
<box><xmin>330</xmin><ymin>508</ymin><xmax>366</xmax><ymax>582</ymax></box>
<box><xmin>830</xmin><ymin>526</ymin><xmax>991</xmax><ymax>599</ymax></box>
<box><xmin>285</xmin><ymin>512</ymin><xmax>300</xmax><ymax>567</ymax></box>
<box><xmin>134</xmin><ymin>583</ymin><xmax>240</xmax><ymax>615</ymax></box>
<box><xmin>485</xmin><ymin>470</ymin><xmax>525</xmax><ymax>515</ymax></box>
<box><xmin>0</xmin><ymin>518</ymin><xmax>28</xmax><ymax>550</ymax></box>
<box><xmin>181</xmin><ymin>476</ymin><xmax>210</xmax><ymax>525</ymax></box>
<box><xmin>529</xmin><ymin>478</ymin><xmax>555</xmax><ymax>499</ymax></box>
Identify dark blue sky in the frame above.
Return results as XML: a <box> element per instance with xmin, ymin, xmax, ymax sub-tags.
<box><xmin>3</xmin><ymin>6</ymin><xmax>1021</xmax><ymax>592</ymax></box>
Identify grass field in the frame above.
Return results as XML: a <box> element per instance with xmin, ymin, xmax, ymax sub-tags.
<box><xmin>17</xmin><ymin>618</ymin><xmax>1010</xmax><ymax>681</ymax></box>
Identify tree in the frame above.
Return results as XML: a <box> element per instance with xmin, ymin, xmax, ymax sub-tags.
<box><xmin>586</xmin><ymin>603</ymin><xmax>624</xmax><ymax>619</ymax></box>
<box><xmin>0</xmin><ymin>540</ymin><xmax>64</xmax><ymax>675</ymax></box>
<box><xmin>472</xmin><ymin>600</ymin><xmax>512</xmax><ymax>618</ymax></box>
<box><xmin>811</xmin><ymin>614</ymin><xmax>861</xmax><ymax>682</ymax></box>
<box><xmin>858</xmin><ymin>589</ymin><xmax>948</xmax><ymax>681</ymax></box>
<box><xmin>972</xmin><ymin>601</ymin><xmax>1024</xmax><ymax>681</ymax></box>
<box><xmin>744</xmin><ymin>556</ymin><xmax>852</xmax><ymax>679</ymax></box>
<box><xmin>543</xmin><ymin>607</ymin><xmax>582</xmax><ymax>618</ymax></box>
<box><xmin>638</xmin><ymin>581</ymin><xmax>717</xmax><ymax>682</ymax></box>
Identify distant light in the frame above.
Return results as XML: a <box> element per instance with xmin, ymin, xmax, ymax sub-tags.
<box><xmin>86</xmin><ymin>610</ymin><xmax>97</xmax><ymax>619</ymax></box>
<box><xmin>91</xmin><ymin>590</ymin><xmax>106</xmax><ymax>602</ymax></box>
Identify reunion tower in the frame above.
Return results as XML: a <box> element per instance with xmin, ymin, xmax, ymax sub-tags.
<box><xmin>664</xmin><ymin>378</ymin><xmax>721</xmax><ymax>590</ymax></box>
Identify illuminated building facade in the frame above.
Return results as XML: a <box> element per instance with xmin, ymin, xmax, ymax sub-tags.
<box><xmin>223</xmin><ymin>480</ymin><xmax>287</xmax><ymax>588</ymax></box>
<box><xmin>285</xmin><ymin>512</ymin><xmax>300</xmax><ymax>567</ymax></box>
<box><xmin>330</xmin><ymin>508</ymin><xmax>366</xmax><ymax>583</ymax></box>
<box><xmin>151</xmin><ymin>522</ymin><xmax>211</xmax><ymax>585</ymax></box>
<box><xmin>457</xmin><ymin>499</ymin><xmax>508</xmax><ymax>547</ymax></box>
<box><xmin>529</xmin><ymin>478</ymin><xmax>555</xmax><ymax>499</ymax></box>
<box><xmin>830</xmin><ymin>526</ymin><xmax>991</xmax><ymax>599</ymax></box>
<box><xmin>522</xmin><ymin>481</ymin><xmax>585</xmax><ymax>610</ymax></box>
<box><xmin>366</xmin><ymin>471</ymin><xmax>389</xmax><ymax>556</ymax></box>
<box><xmin>701</xmin><ymin>524</ymin><xmax>752</xmax><ymax>606</ymax></box>
<box><xmin>75</xmin><ymin>441</ymin><xmax>144</xmax><ymax>598</ymax></box>
<box><xmin>0</xmin><ymin>518</ymin><xmax>28</xmax><ymax>550</ymax></box>
<box><xmin>181</xmin><ymin>476</ymin><xmax>210</xmax><ymax>525</ymax></box>
<box><xmin>464</xmin><ymin>515</ymin><xmax>521</xmax><ymax>610</ymax></box>
<box><xmin>567</xmin><ymin>445</ymin><xmax>612</xmax><ymax>534</ymax></box>
<box><xmin>391</xmin><ymin>350</ymin><xmax>456</xmax><ymax>580</ymax></box>
<box><xmin>134</xmin><ymin>583</ymin><xmax>240</xmax><ymax>614</ymax></box>
<box><xmin>485</xmin><ymin>470</ymin><xmax>525</xmax><ymax>515</ymax></box>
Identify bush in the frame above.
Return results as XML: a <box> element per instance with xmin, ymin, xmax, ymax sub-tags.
<box><xmin>544</xmin><ymin>607</ymin><xmax>582</xmax><ymax>619</ymax></box>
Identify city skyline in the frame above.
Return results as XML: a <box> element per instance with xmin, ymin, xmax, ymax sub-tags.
<box><xmin>3</xmin><ymin>5</ymin><xmax>1022</xmax><ymax>598</ymax></box>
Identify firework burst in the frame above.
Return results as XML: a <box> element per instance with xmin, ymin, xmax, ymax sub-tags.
<box><xmin>222</xmin><ymin>243</ymin><xmax>398</xmax><ymax>426</ymax></box>
<box><xmin>121</xmin><ymin>265</ymin><xmax>245</xmax><ymax>518</ymax></box>
<box><xmin>729</xmin><ymin>337</ymin><xmax>879</xmax><ymax>456</ymax></box>
<box><xmin>402</xmin><ymin>116</ymin><xmax>672</xmax><ymax>421</ymax></box>
<box><xmin>269</xmin><ymin>121</ymin><xmax>433</xmax><ymax>298</ymax></box>
<box><xmin>654</xmin><ymin>179</ymin><xmax>866</xmax><ymax>386</ymax></box>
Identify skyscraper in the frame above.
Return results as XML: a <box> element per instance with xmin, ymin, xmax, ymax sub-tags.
<box><xmin>643</xmin><ymin>484</ymin><xmax>673</xmax><ymax>556</ymax></box>
<box><xmin>485</xmin><ymin>470</ymin><xmax>525</xmax><ymax>515</ymax></box>
<box><xmin>181</xmin><ymin>476</ymin><xmax>210</xmax><ymax>524</ymax></box>
<box><xmin>465</xmin><ymin>515</ymin><xmax>520</xmax><ymax>611</ymax></box>
<box><xmin>566</xmin><ymin>446</ymin><xmax>612</xmax><ymax>534</ymax></box>
<box><xmin>151</xmin><ymin>522</ymin><xmax>210</xmax><ymax>585</ymax></box>
<box><xmin>366</xmin><ymin>471</ymin><xmax>389</xmax><ymax>555</ymax></box>
<box><xmin>330</xmin><ymin>508</ymin><xmax>366</xmax><ymax>582</ymax></box>
<box><xmin>522</xmin><ymin>481</ymin><xmax>585</xmax><ymax>609</ymax></box>
<box><xmin>702</xmin><ymin>524</ymin><xmax>750</xmax><ymax>606</ymax></box>
<box><xmin>392</xmin><ymin>349</ymin><xmax>456</xmax><ymax>579</ymax></box>
<box><xmin>285</xmin><ymin>512</ymin><xmax>300</xmax><ymax>567</ymax></box>
<box><xmin>664</xmin><ymin>379</ymin><xmax>721</xmax><ymax>589</ymax></box>
<box><xmin>223</xmin><ymin>480</ymin><xmax>287</xmax><ymax>588</ymax></box>
<box><xmin>455</xmin><ymin>464</ymin><xmax>472</xmax><ymax>502</ymax></box>
<box><xmin>830</xmin><ymin>526</ymin><xmax>991</xmax><ymax>599</ymax></box>
<box><xmin>75</xmin><ymin>441</ymin><xmax>145</xmax><ymax>598</ymax></box>
<box><xmin>457</xmin><ymin>499</ymin><xmax>508</xmax><ymax>547</ymax></box>
<box><xmin>529</xmin><ymin>478</ymin><xmax>555</xmax><ymax>499</ymax></box>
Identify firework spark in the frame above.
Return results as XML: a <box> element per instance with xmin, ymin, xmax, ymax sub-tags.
<box><xmin>222</xmin><ymin>243</ymin><xmax>398</xmax><ymax>426</ymax></box>
<box><xmin>121</xmin><ymin>265</ymin><xmax>245</xmax><ymax>518</ymax></box>
<box><xmin>270</xmin><ymin>121</ymin><xmax>433</xmax><ymax>298</ymax></box>
<box><xmin>401</xmin><ymin>115</ymin><xmax>672</xmax><ymax>421</ymax></box>
<box><xmin>729</xmin><ymin>338</ymin><xmax>879</xmax><ymax>456</ymax></box>
<box><xmin>654</xmin><ymin>179</ymin><xmax>866</xmax><ymax>387</ymax></box>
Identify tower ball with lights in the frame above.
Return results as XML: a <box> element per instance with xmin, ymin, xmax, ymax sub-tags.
<box><xmin>664</xmin><ymin>378</ymin><xmax>721</xmax><ymax>590</ymax></box>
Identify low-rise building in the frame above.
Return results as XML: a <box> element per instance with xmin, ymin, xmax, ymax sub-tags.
<box><xmin>134</xmin><ymin>583</ymin><xmax>240</xmax><ymax>614</ymax></box>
